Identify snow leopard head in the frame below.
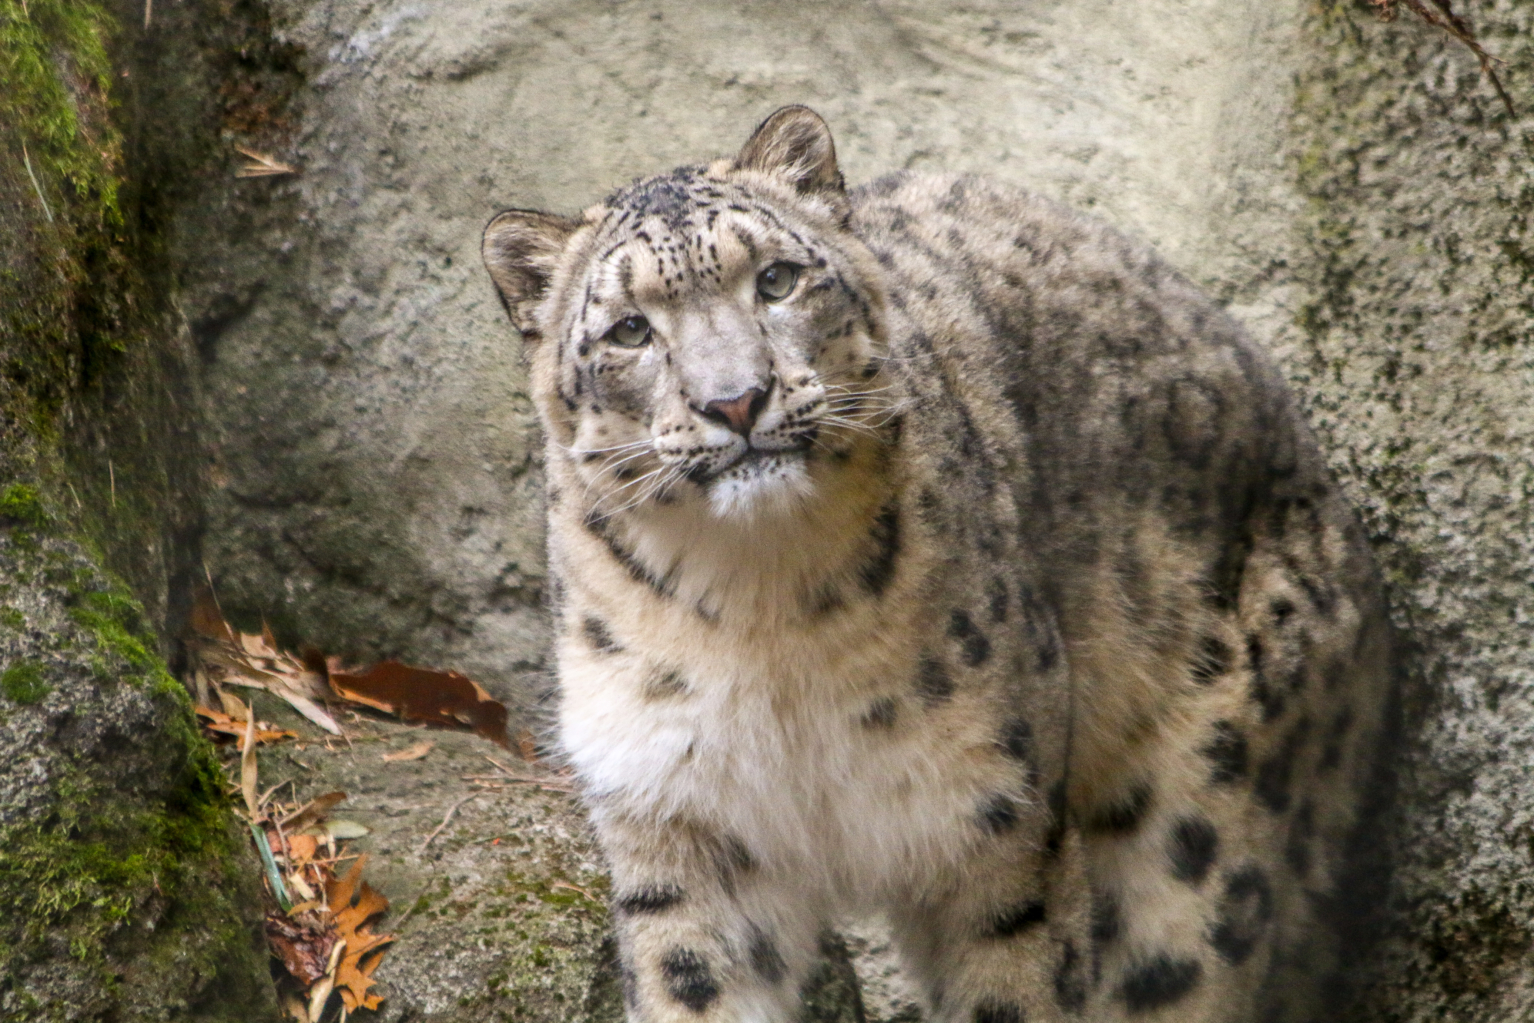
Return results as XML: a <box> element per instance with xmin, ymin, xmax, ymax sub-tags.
<box><xmin>483</xmin><ymin>106</ymin><xmax>895</xmax><ymax>520</ymax></box>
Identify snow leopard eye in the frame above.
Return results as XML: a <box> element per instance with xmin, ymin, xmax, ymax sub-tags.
<box><xmin>606</xmin><ymin>315</ymin><xmax>652</xmax><ymax>347</ymax></box>
<box><xmin>756</xmin><ymin>262</ymin><xmax>800</xmax><ymax>302</ymax></box>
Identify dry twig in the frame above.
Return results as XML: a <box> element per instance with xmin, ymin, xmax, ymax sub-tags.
<box><xmin>1374</xmin><ymin>0</ymin><xmax>1515</xmax><ymax>116</ymax></box>
<box><xmin>417</xmin><ymin>793</ymin><xmax>480</xmax><ymax>854</ymax></box>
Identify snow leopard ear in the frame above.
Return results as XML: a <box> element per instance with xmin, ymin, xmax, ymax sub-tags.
<box><xmin>482</xmin><ymin>209</ymin><xmax>580</xmax><ymax>340</ymax></box>
<box><xmin>736</xmin><ymin>105</ymin><xmax>845</xmax><ymax>196</ymax></box>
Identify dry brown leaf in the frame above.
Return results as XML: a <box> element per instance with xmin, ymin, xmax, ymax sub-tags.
<box><xmin>265</xmin><ymin>912</ymin><xmax>336</xmax><ymax>986</ymax></box>
<box><xmin>274</xmin><ymin>690</ymin><xmax>342</xmax><ymax>736</ymax></box>
<box><xmin>191</xmin><ymin>584</ymin><xmax>235</xmax><ymax>644</ymax></box>
<box><xmin>324</xmin><ymin>855</ymin><xmax>395</xmax><ymax>1011</ymax></box>
<box><xmin>187</xmin><ymin>594</ymin><xmax>342</xmax><ymax>734</ymax></box>
<box><xmin>235</xmin><ymin>144</ymin><xmax>298</xmax><ymax>178</ymax></box>
<box><xmin>336</xmin><ymin>945</ymin><xmax>391</xmax><ymax>1011</ymax></box>
<box><xmin>286</xmin><ymin>833</ymin><xmax>320</xmax><ymax>865</ymax></box>
<box><xmin>329</xmin><ymin>660</ymin><xmax>509</xmax><ymax>748</ymax></box>
<box><xmin>197</xmin><ymin>706</ymin><xmax>296</xmax><ymax>744</ymax></box>
<box><xmin>280</xmin><ymin>790</ymin><xmax>348</xmax><ymax>834</ymax></box>
<box><xmin>218</xmin><ymin>689</ymin><xmax>250</xmax><ymax>719</ymax></box>
<box><xmin>382</xmin><ymin>740</ymin><xmax>434</xmax><ymax>763</ymax></box>
<box><xmin>240</xmin><ymin>710</ymin><xmax>259</xmax><ymax>817</ymax></box>
<box><xmin>240</xmin><ymin>629</ymin><xmax>278</xmax><ymax>661</ymax></box>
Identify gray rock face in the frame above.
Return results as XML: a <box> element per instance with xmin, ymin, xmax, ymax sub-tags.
<box><xmin>185</xmin><ymin>0</ymin><xmax>1534</xmax><ymax>1018</ymax></box>
<box><xmin>1280</xmin><ymin>5</ymin><xmax>1534</xmax><ymax>1020</ymax></box>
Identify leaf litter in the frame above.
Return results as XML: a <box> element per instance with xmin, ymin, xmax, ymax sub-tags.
<box><xmin>183</xmin><ymin>584</ymin><xmax>528</xmax><ymax>1019</ymax></box>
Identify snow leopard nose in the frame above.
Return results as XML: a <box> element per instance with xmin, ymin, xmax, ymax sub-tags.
<box><xmin>698</xmin><ymin>385</ymin><xmax>769</xmax><ymax>436</ymax></box>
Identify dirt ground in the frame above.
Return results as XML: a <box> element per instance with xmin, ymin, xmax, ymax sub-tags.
<box><xmin>231</xmin><ymin>690</ymin><xmax>868</xmax><ymax>1021</ymax></box>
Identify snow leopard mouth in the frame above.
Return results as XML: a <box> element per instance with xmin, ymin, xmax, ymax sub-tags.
<box><xmin>696</xmin><ymin>444</ymin><xmax>809</xmax><ymax>485</ymax></box>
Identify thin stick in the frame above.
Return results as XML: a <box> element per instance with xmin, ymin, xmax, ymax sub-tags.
<box><xmin>20</xmin><ymin>143</ymin><xmax>52</xmax><ymax>224</ymax></box>
<box><xmin>417</xmin><ymin>793</ymin><xmax>479</xmax><ymax>854</ymax></box>
<box><xmin>143</xmin><ymin>0</ymin><xmax>151</xmax><ymax>29</ymax></box>
<box><xmin>1377</xmin><ymin>0</ymin><xmax>1515</xmax><ymax>116</ymax></box>
<box><xmin>108</xmin><ymin>460</ymin><xmax>116</xmax><ymax>510</ymax></box>
<box><xmin>551</xmin><ymin>881</ymin><xmax>600</xmax><ymax>902</ymax></box>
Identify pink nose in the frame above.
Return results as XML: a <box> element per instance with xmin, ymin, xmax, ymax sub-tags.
<box><xmin>702</xmin><ymin>387</ymin><xmax>767</xmax><ymax>436</ymax></box>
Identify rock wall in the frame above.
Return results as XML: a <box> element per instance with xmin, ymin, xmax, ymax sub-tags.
<box><xmin>18</xmin><ymin>0</ymin><xmax>1530</xmax><ymax>1017</ymax></box>
<box><xmin>1283</xmin><ymin>4</ymin><xmax>1534</xmax><ymax>1019</ymax></box>
<box><xmin>0</xmin><ymin>0</ymin><xmax>288</xmax><ymax>1014</ymax></box>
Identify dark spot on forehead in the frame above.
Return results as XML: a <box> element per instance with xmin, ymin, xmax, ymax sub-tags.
<box><xmin>606</xmin><ymin>165</ymin><xmax>712</xmax><ymax>231</ymax></box>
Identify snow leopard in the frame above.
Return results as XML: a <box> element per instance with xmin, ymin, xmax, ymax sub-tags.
<box><xmin>481</xmin><ymin>106</ymin><xmax>1394</xmax><ymax>1023</ymax></box>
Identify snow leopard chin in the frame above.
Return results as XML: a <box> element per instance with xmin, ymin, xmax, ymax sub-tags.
<box><xmin>705</xmin><ymin>451</ymin><xmax>815</xmax><ymax>521</ymax></box>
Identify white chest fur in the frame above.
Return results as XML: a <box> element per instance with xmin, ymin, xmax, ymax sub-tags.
<box><xmin>559</xmin><ymin>620</ymin><xmax>1011</xmax><ymax>913</ymax></box>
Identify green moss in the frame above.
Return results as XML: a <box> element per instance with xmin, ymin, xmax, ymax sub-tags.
<box><xmin>0</xmin><ymin>483</ymin><xmax>49</xmax><ymax>530</ymax></box>
<box><xmin>67</xmin><ymin>583</ymin><xmax>174</xmax><ymax>687</ymax></box>
<box><xmin>1</xmin><ymin>0</ymin><xmax>141</xmax><ymax>443</ymax></box>
<box><xmin>0</xmin><ymin>749</ymin><xmax>250</xmax><ymax>990</ymax></box>
<box><xmin>1</xmin><ymin>659</ymin><xmax>50</xmax><ymax>704</ymax></box>
<box><xmin>0</xmin><ymin>0</ymin><xmax>121</xmax><ymax>223</ymax></box>
<box><xmin>0</xmin><ymin>606</ymin><xmax>23</xmax><ymax>630</ymax></box>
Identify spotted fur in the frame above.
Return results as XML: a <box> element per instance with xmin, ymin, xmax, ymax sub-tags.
<box><xmin>483</xmin><ymin>106</ymin><xmax>1393</xmax><ymax>1023</ymax></box>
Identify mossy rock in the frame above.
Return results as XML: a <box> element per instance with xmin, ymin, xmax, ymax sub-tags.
<box><xmin>0</xmin><ymin>527</ymin><xmax>277</xmax><ymax>1020</ymax></box>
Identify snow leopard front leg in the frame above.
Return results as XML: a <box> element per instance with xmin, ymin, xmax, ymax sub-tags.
<box><xmin>886</xmin><ymin>784</ymin><xmax>1099</xmax><ymax>1023</ymax></box>
<box><xmin>596</xmin><ymin>809</ymin><xmax>825</xmax><ymax>1023</ymax></box>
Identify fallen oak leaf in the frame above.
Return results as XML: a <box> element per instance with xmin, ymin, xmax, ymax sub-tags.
<box><xmin>323</xmin><ymin>855</ymin><xmax>395</xmax><ymax>1012</ymax></box>
<box><xmin>336</xmin><ymin>944</ymin><xmax>392</xmax><ymax>1011</ymax></box>
<box><xmin>324</xmin><ymin>855</ymin><xmax>378</xmax><ymax>924</ymax></box>
<box><xmin>329</xmin><ymin>660</ymin><xmax>509</xmax><ymax>748</ymax></box>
